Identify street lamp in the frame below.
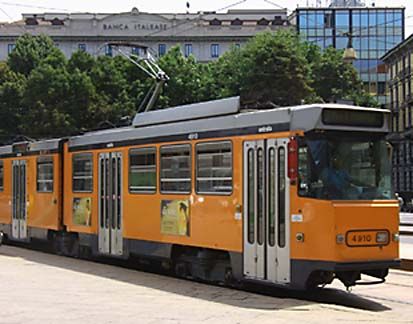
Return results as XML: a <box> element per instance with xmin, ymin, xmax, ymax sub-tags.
<box><xmin>343</xmin><ymin>32</ymin><xmax>357</xmax><ymax>64</ymax></box>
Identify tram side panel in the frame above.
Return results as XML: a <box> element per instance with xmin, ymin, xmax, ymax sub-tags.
<box><xmin>62</xmin><ymin>138</ymin><xmax>244</xmax><ymax>258</ymax></box>
<box><xmin>122</xmin><ymin>138</ymin><xmax>243</xmax><ymax>256</ymax></box>
<box><xmin>27</xmin><ymin>153</ymin><xmax>63</xmax><ymax>234</ymax></box>
<box><xmin>63</xmin><ymin>143</ymin><xmax>98</xmax><ymax>245</ymax></box>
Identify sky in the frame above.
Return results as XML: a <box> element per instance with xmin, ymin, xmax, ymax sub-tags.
<box><xmin>0</xmin><ymin>0</ymin><xmax>412</xmax><ymax>36</ymax></box>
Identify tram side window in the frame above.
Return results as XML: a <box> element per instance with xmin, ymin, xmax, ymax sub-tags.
<box><xmin>37</xmin><ymin>156</ymin><xmax>54</xmax><ymax>192</ymax></box>
<box><xmin>129</xmin><ymin>147</ymin><xmax>156</xmax><ymax>193</ymax></box>
<box><xmin>196</xmin><ymin>141</ymin><xmax>232</xmax><ymax>194</ymax></box>
<box><xmin>0</xmin><ymin>160</ymin><xmax>3</xmax><ymax>191</ymax></box>
<box><xmin>73</xmin><ymin>153</ymin><xmax>93</xmax><ymax>192</ymax></box>
<box><xmin>160</xmin><ymin>144</ymin><xmax>191</xmax><ymax>193</ymax></box>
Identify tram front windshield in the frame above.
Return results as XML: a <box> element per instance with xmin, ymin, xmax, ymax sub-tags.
<box><xmin>298</xmin><ymin>135</ymin><xmax>392</xmax><ymax>200</ymax></box>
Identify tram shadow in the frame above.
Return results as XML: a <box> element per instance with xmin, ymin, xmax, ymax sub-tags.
<box><xmin>244</xmin><ymin>282</ymin><xmax>391</xmax><ymax>312</ymax></box>
<box><xmin>2</xmin><ymin>245</ymin><xmax>390</xmax><ymax>312</ymax></box>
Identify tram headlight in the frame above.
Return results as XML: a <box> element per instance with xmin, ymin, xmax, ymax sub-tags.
<box><xmin>296</xmin><ymin>232</ymin><xmax>304</xmax><ymax>242</ymax></box>
<box><xmin>336</xmin><ymin>234</ymin><xmax>345</xmax><ymax>244</ymax></box>
<box><xmin>376</xmin><ymin>231</ymin><xmax>389</xmax><ymax>244</ymax></box>
<box><xmin>392</xmin><ymin>233</ymin><xmax>400</xmax><ymax>242</ymax></box>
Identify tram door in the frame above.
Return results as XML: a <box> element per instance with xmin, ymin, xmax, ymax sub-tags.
<box><xmin>243</xmin><ymin>139</ymin><xmax>290</xmax><ymax>284</ymax></box>
<box><xmin>98</xmin><ymin>152</ymin><xmax>123</xmax><ymax>256</ymax></box>
<box><xmin>12</xmin><ymin>160</ymin><xmax>28</xmax><ymax>240</ymax></box>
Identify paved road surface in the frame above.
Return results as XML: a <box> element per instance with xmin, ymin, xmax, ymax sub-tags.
<box><xmin>400</xmin><ymin>213</ymin><xmax>413</xmax><ymax>260</ymax></box>
<box><xmin>1</xmin><ymin>246</ymin><xmax>412</xmax><ymax>324</ymax></box>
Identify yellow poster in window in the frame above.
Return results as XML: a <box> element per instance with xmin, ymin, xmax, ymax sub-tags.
<box><xmin>160</xmin><ymin>200</ymin><xmax>190</xmax><ymax>236</ymax></box>
<box><xmin>73</xmin><ymin>197</ymin><xmax>92</xmax><ymax>226</ymax></box>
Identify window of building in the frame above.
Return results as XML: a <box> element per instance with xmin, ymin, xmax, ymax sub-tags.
<box><xmin>377</xmin><ymin>11</ymin><xmax>386</xmax><ymax>25</ymax></box>
<box><xmin>336</xmin><ymin>37</ymin><xmax>348</xmax><ymax>50</ymax></box>
<box><xmin>257</xmin><ymin>18</ymin><xmax>269</xmax><ymax>26</ymax></box>
<box><xmin>184</xmin><ymin>44</ymin><xmax>192</xmax><ymax>58</ymax></box>
<box><xmin>160</xmin><ymin>144</ymin><xmax>191</xmax><ymax>193</ymax></box>
<box><xmin>352</xmin><ymin>11</ymin><xmax>361</xmax><ymax>27</ymax></box>
<box><xmin>25</xmin><ymin>17</ymin><xmax>38</xmax><ymax>26</ymax></box>
<box><xmin>410</xmin><ymin>78</ymin><xmax>413</xmax><ymax>98</ymax></box>
<box><xmin>158</xmin><ymin>44</ymin><xmax>166</xmax><ymax>57</ymax></box>
<box><xmin>360</xmin><ymin>12</ymin><xmax>368</xmax><ymax>27</ymax></box>
<box><xmin>196</xmin><ymin>141</ymin><xmax>232</xmax><ymax>194</ymax></box>
<box><xmin>51</xmin><ymin>18</ymin><xmax>64</xmax><ymax>26</ymax></box>
<box><xmin>78</xmin><ymin>44</ymin><xmax>87</xmax><ymax>52</ymax></box>
<box><xmin>272</xmin><ymin>16</ymin><xmax>283</xmax><ymax>26</ymax></box>
<box><xmin>335</xmin><ymin>11</ymin><xmax>349</xmax><ymax>28</ymax></box>
<box><xmin>324</xmin><ymin>13</ymin><xmax>333</xmax><ymax>28</ymax></box>
<box><xmin>7</xmin><ymin>44</ymin><xmax>15</xmax><ymax>54</ymax></box>
<box><xmin>129</xmin><ymin>147</ymin><xmax>156</xmax><ymax>193</ymax></box>
<box><xmin>231</xmin><ymin>18</ymin><xmax>243</xmax><ymax>26</ymax></box>
<box><xmin>105</xmin><ymin>45</ymin><xmax>112</xmax><ymax>57</ymax></box>
<box><xmin>0</xmin><ymin>160</ymin><xmax>3</xmax><ymax>191</ymax></box>
<box><xmin>73</xmin><ymin>153</ymin><xmax>93</xmax><ymax>192</ymax></box>
<box><xmin>209</xmin><ymin>18</ymin><xmax>222</xmax><ymax>26</ymax></box>
<box><xmin>132</xmin><ymin>46</ymin><xmax>140</xmax><ymax>56</ymax></box>
<box><xmin>234</xmin><ymin>43</ymin><xmax>241</xmax><ymax>49</ymax></box>
<box><xmin>299</xmin><ymin>13</ymin><xmax>308</xmax><ymax>29</ymax></box>
<box><xmin>211</xmin><ymin>44</ymin><xmax>220</xmax><ymax>58</ymax></box>
<box><xmin>378</xmin><ymin>81</ymin><xmax>386</xmax><ymax>95</ymax></box>
<box><xmin>37</xmin><ymin>156</ymin><xmax>54</xmax><ymax>192</ymax></box>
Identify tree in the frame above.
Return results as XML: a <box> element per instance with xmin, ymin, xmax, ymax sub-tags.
<box><xmin>0</xmin><ymin>62</ymin><xmax>26</xmax><ymax>142</ymax></box>
<box><xmin>68</xmin><ymin>50</ymin><xmax>96</xmax><ymax>73</ymax></box>
<box><xmin>157</xmin><ymin>46</ymin><xmax>209</xmax><ymax>108</ymax></box>
<box><xmin>310</xmin><ymin>46</ymin><xmax>377</xmax><ymax>106</ymax></box>
<box><xmin>8</xmin><ymin>34</ymin><xmax>64</xmax><ymax>76</ymax></box>
<box><xmin>211</xmin><ymin>31</ymin><xmax>314</xmax><ymax>107</ymax></box>
<box><xmin>20</xmin><ymin>62</ymin><xmax>72</xmax><ymax>138</ymax></box>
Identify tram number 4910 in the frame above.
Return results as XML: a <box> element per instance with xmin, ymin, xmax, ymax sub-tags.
<box><xmin>346</xmin><ymin>231</ymin><xmax>377</xmax><ymax>247</ymax></box>
<box><xmin>352</xmin><ymin>234</ymin><xmax>371</xmax><ymax>243</ymax></box>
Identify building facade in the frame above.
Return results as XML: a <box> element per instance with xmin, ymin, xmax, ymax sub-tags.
<box><xmin>290</xmin><ymin>3</ymin><xmax>405</xmax><ymax>106</ymax></box>
<box><xmin>0</xmin><ymin>8</ymin><xmax>289</xmax><ymax>62</ymax></box>
<box><xmin>382</xmin><ymin>35</ymin><xmax>413</xmax><ymax>203</ymax></box>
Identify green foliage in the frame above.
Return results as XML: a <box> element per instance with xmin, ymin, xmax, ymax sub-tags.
<box><xmin>0</xmin><ymin>62</ymin><xmax>26</xmax><ymax>141</ymax></box>
<box><xmin>0</xmin><ymin>32</ymin><xmax>378</xmax><ymax>143</ymax></box>
<box><xmin>158</xmin><ymin>46</ymin><xmax>209</xmax><ymax>107</ymax></box>
<box><xmin>8</xmin><ymin>34</ymin><xmax>63</xmax><ymax>76</ymax></box>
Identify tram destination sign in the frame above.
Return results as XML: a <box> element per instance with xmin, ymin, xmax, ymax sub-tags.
<box><xmin>322</xmin><ymin>109</ymin><xmax>384</xmax><ymax>128</ymax></box>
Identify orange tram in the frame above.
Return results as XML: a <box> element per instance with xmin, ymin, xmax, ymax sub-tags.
<box><xmin>0</xmin><ymin>97</ymin><xmax>400</xmax><ymax>290</ymax></box>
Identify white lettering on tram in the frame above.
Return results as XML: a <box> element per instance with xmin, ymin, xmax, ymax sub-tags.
<box><xmin>258</xmin><ymin>126</ymin><xmax>273</xmax><ymax>133</ymax></box>
<box><xmin>188</xmin><ymin>133</ymin><xmax>198</xmax><ymax>140</ymax></box>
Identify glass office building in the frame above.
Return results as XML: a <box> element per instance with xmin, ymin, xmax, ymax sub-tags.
<box><xmin>291</xmin><ymin>6</ymin><xmax>405</xmax><ymax>106</ymax></box>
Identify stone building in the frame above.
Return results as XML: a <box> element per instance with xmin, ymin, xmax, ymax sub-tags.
<box><xmin>0</xmin><ymin>8</ymin><xmax>289</xmax><ymax>62</ymax></box>
<box><xmin>382</xmin><ymin>35</ymin><xmax>413</xmax><ymax>202</ymax></box>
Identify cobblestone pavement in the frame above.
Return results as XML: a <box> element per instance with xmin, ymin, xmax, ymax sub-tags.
<box><xmin>1</xmin><ymin>245</ymin><xmax>412</xmax><ymax>324</ymax></box>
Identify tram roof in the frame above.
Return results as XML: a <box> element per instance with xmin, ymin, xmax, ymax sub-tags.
<box><xmin>67</xmin><ymin>97</ymin><xmax>390</xmax><ymax>150</ymax></box>
<box><xmin>0</xmin><ymin>138</ymin><xmax>61</xmax><ymax>156</ymax></box>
